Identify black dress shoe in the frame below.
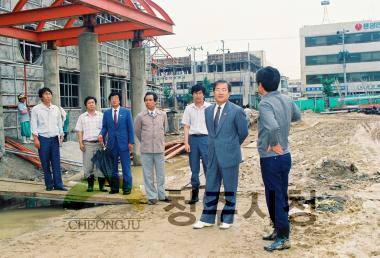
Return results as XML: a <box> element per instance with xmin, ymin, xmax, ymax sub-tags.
<box><xmin>187</xmin><ymin>188</ymin><xmax>199</xmax><ymax>204</ymax></box>
<box><xmin>263</xmin><ymin>229</ymin><xmax>277</xmax><ymax>241</ymax></box>
<box><xmin>123</xmin><ymin>190</ymin><xmax>131</xmax><ymax>195</ymax></box>
<box><xmin>109</xmin><ymin>190</ymin><xmax>119</xmax><ymax>194</ymax></box>
<box><xmin>46</xmin><ymin>187</ymin><xmax>53</xmax><ymax>191</ymax></box>
<box><xmin>55</xmin><ymin>187</ymin><xmax>68</xmax><ymax>191</ymax></box>
<box><xmin>148</xmin><ymin>199</ymin><xmax>158</xmax><ymax>205</ymax></box>
<box><xmin>159</xmin><ymin>196</ymin><xmax>172</xmax><ymax>203</ymax></box>
<box><xmin>264</xmin><ymin>237</ymin><xmax>291</xmax><ymax>252</ymax></box>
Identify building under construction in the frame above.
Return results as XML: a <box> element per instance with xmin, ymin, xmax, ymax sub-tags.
<box><xmin>0</xmin><ymin>0</ymin><xmax>174</xmax><ymax>160</ymax></box>
<box><xmin>154</xmin><ymin>51</ymin><xmax>266</xmax><ymax>108</ymax></box>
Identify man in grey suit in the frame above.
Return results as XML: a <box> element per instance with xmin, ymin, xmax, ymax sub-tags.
<box><xmin>193</xmin><ymin>80</ymin><xmax>248</xmax><ymax>230</ymax></box>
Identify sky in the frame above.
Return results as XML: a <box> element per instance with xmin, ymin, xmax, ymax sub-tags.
<box><xmin>153</xmin><ymin>0</ymin><xmax>380</xmax><ymax>79</ymax></box>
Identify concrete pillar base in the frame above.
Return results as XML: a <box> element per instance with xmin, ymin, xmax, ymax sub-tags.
<box><xmin>130</xmin><ymin>47</ymin><xmax>147</xmax><ymax>166</ymax></box>
<box><xmin>43</xmin><ymin>49</ymin><xmax>60</xmax><ymax>105</ymax></box>
<box><xmin>79</xmin><ymin>32</ymin><xmax>101</xmax><ymax>111</ymax></box>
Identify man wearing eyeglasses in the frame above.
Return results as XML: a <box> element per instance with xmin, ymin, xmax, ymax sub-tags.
<box><xmin>193</xmin><ymin>80</ymin><xmax>248</xmax><ymax>230</ymax></box>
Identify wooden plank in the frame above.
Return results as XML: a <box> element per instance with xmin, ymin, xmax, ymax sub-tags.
<box><xmin>0</xmin><ymin>179</ymin><xmax>147</xmax><ymax>205</ymax></box>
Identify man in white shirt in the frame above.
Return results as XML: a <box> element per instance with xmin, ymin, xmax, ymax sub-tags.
<box><xmin>75</xmin><ymin>96</ymin><xmax>106</xmax><ymax>192</ymax></box>
<box><xmin>31</xmin><ymin>87</ymin><xmax>67</xmax><ymax>191</ymax></box>
<box><xmin>182</xmin><ymin>84</ymin><xmax>211</xmax><ymax>204</ymax></box>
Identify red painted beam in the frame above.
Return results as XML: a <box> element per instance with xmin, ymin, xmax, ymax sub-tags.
<box><xmin>13</xmin><ymin>0</ymin><xmax>28</xmax><ymax>12</ymax></box>
<box><xmin>145</xmin><ymin>0</ymin><xmax>174</xmax><ymax>25</ymax></box>
<box><xmin>36</xmin><ymin>0</ymin><xmax>65</xmax><ymax>32</ymax></box>
<box><xmin>77</xmin><ymin>0</ymin><xmax>174</xmax><ymax>32</ymax></box>
<box><xmin>37</xmin><ymin>21</ymin><xmax>147</xmax><ymax>41</ymax></box>
<box><xmin>135</xmin><ymin>0</ymin><xmax>155</xmax><ymax>16</ymax></box>
<box><xmin>56</xmin><ymin>29</ymin><xmax>170</xmax><ymax>46</ymax></box>
<box><xmin>0</xmin><ymin>4</ymin><xmax>98</xmax><ymax>27</ymax></box>
<box><xmin>64</xmin><ymin>18</ymin><xmax>77</xmax><ymax>29</ymax></box>
<box><xmin>0</xmin><ymin>28</ymin><xmax>38</xmax><ymax>42</ymax></box>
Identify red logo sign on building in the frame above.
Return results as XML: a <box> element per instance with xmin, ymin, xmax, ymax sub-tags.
<box><xmin>355</xmin><ymin>23</ymin><xmax>363</xmax><ymax>31</ymax></box>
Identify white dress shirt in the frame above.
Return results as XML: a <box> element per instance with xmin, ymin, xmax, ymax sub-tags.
<box><xmin>182</xmin><ymin>101</ymin><xmax>211</xmax><ymax>135</ymax></box>
<box><xmin>213</xmin><ymin>102</ymin><xmax>227</xmax><ymax>120</ymax></box>
<box><xmin>75</xmin><ymin>111</ymin><xmax>103</xmax><ymax>141</ymax></box>
<box><xmin>30</xmin><ymin>103</ymin><xmax>63</xmax><ymax>137</ymax></box>
<box><xmin>148</xmin><ymin>108</ymin><xmax>157</xmax><ymax>117</ymax></box>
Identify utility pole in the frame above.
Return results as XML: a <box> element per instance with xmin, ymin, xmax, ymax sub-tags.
<box><xmin>172</xmin><ymin>59</ymin><xmax>177</xmax><ymax>110</ymax></box>
<box><xmin>217</xmin><ymin>40</ymin><xmax>229</xmax><ymax>80</ymax></box>
<box><xmin>186</xmin><ymin>46</ymin><xmax>203</xmax><ymax>85</ymax></box>
<box><xmin>337</xmin><ymin>29</ymin><xmax>349</xmax><ymax>97</ymax></box>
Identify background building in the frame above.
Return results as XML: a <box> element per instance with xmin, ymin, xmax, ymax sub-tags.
<box><xmin>300</xmin><ymin>20</ymin><xmax>380</xmax><ymax>98</ymax></box>
<box><xmin>154</xmin><ymin>51</ymin><xmax>266</xmax><ymax>108</ymax></box>
<box><xmin>0</xmin><ymin>0</ymin><xmax>159</xmax><ymax>140</ymax></box>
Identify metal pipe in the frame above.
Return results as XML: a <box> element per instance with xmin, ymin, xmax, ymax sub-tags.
<box><xmin>5</xmin><ymin>148</ymin><xmax>83</xmax><ymax>166</ymax></box>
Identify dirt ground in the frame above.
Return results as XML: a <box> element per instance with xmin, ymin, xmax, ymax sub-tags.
<box><xmin>1</xmin><ymin>112</ymin><xmax>380</xmax><ymax>257</ymax></box>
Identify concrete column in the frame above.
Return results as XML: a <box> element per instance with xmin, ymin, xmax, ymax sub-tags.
<box><xmin>0</xmin><ymin>67</ymin><xmax>5</xmax><ymax>159</ymax></box>
<box><xmin>78</xmin><ymin>32</ymin><xmax>101</xmax><ymax>111</ymax></box>
<box><xmin>130</xmin><ymin>47</ymin><xmax>146</xmax><ymax>166</ymax></box>
<box><xmin>43</xmin><ymin>49</ymin><xmax>60</xmax><ymax>105</ymax></box>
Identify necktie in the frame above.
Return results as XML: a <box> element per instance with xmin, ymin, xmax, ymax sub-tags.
<box><xmin>113</xmin><ymin>109</ymin><xmax>117</xmax><ymax>126</ymax></box>
<box><xmin>214</xmin><ymin>106</ymin><xmax>221</xmax><ymax>129</ymax></box>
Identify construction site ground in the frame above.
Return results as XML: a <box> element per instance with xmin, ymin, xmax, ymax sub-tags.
<box><xmin>0</xmin><ymin>112</ymin><xmax>380</xmax><ymax>257</ymax></box>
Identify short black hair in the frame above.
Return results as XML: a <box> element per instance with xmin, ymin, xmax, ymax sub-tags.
<box><xmin>256</xmin><ymin>66</ymin><xmax>280</xmax><ymax>92</ymax></box>
<box><xmin>191</xmin><ymin>84</ymin><xmax>206</xmax><ymax>95</ymax></box>
<box><xmin>38</xmin><ymin>87</ymin><xmax>53</xmax><ymax>98</ymax></box>
<box><xmin>144</xmin><ymin>92</ymin><xmax>158</xmax><ymax>102</ymax></box>
<box><xmin>213</xmin><ymin>80</ymin><xmax>231</xmax><ymax>92</ymax></box>
<box><xmin>84</xmin><ymin>96</ymin><xmax>97</xmax><ymax>106</ymax></box>
<box><xmin>108</xmin><ymin>91</ymin><xmax>122</xmax><ymax>103</ymax></box>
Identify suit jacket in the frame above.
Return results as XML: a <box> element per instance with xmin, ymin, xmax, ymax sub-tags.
<box><xmin>101</xmin><ymin>107</ymin><xmax>134</xmax><ymax>152</ymax></box>
<box><xmin>205</xmin><ymin>101</ymin><xmax>248</xmax><ymax>168</ymax></box>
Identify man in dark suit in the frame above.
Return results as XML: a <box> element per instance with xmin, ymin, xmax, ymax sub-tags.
<box><xmin>99</xmin><ymin>92</ymin><xmax>134</xmax><ymax>195</ymax></box>
<box><xmin>193</xmin><ymin>80</ymin><xmax>248</xmax><ymax>230</ymax></box>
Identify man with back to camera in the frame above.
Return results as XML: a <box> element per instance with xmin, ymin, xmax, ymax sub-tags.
<box><xmin>98</xmin><ymin>92</ymin><xmax>134</xmax><ymax>195</ymax></box>
<box><xmin>193</xmin><ymin>80</ymin><xmax>248</xmax><ymax>230</ymax></box>
<box><xmin>256</xmin><ymin>66</ymin><xmax>301</xmax><ymax>252</ymax></box>
<box><xmin>30</xmin><ymin>87</ymin><xmax>67</xmax><ymax>191</ymax></box>
<box><xmin>182</xmin><ymin>84</ymin><xmax>211</xmax><ymax>204</ymax></box>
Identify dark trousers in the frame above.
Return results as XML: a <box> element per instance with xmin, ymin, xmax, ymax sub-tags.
<box><xmin>38</xmin><ymin>135</ymin><xmax>64</xmax><ymax>189</ymax></box>
<box><xmin>260</xmin><ymin>153</ymin><xmax>292</xmax><ymax>236</ymax></box>
<box><xmin>189</xmin><ymin>135</ymin><xmax>208</xmax><ymax>188</ymax></box>
<box><xmin>111</xmin><ymin>141</ymin><xmax>132</xmax><ymax>191</ymax></box>
<box><xmin>200</xmin><ymin>153</ymin><xmax>239</xmax><ymax>224</ymax></box>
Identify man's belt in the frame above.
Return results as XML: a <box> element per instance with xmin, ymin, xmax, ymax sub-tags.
<box><xmin>190</xmin><ymin>134</ymin><xmax>208</xmax><ymax>137</ymax></box>
<box><xmin>84</xmin><ymin>140</ymin><xmax>99</xmax><ymax>143</ymax></box>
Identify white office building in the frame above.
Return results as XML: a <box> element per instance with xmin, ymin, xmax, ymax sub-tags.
<box><xmin>300</xmin><ymin>20</ymin><xmax>380</xmax><ymax>97</ymax></box>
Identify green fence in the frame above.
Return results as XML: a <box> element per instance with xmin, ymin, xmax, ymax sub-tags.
<box><xmin>295</xmin><ymin>95</ymin><xmax>380</xmax><ymax>113</ymax></box>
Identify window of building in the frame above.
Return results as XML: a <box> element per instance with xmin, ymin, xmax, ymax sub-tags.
<box><xmin>306</xmin><ymin>51</ymin><xmax>380</xmax><ymax>66</ymax></box>
<box><xmin>306</xmin><ymin>71</ymin><xmax>380</xmax><ymax>84</ymax></box>
<box><xmin>110</xmin><ymin>79</ymin><xmax>123</xmax><ymax>93</ymax></box>
<box><xmin>305</xmin><ymin>31</ymin><xmax>380</xmax><ymax>47</ymax></box>
<box><xmin>60</xmin><ymin>72</ymin><xmax>79</xmax><ymax>108</ymax></box>
<box><xmin>230</xmin><ymin>81</ymin><xmax>243</xmax><ymax>87</ymax></box>
<box><xmin>100</xmin><ymin>77</ymin><xmax>107</xmax><ymax>108</ymax></box>
<box><xmin>176</xmin><ymin>82</ymin><xmax>191</xmax><ymax>90</ymax></box>
<box><xmin>19</xmin><ymin>26</ymin><xmax>42</xmax><ymax>64</ymax></box>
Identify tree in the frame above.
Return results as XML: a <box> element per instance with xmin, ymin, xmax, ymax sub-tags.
<box><xmin>321</xmin><ymin>77</ymin><xmax>335</xmax><ymax>110</ymax></box>
<box><xmin>163</xmin><ymin>85</ymin><xmax>173</xmax><ymax>107</ymax></box>
<box><xmin>322</xmin><ymin>78</ymin><xmax>334</xmax><ymax>97</ymax></box>
<box><xmin>203</xmin><ymin>77</ymin><xmax>212</xmax><ymax>98</ymax></box>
